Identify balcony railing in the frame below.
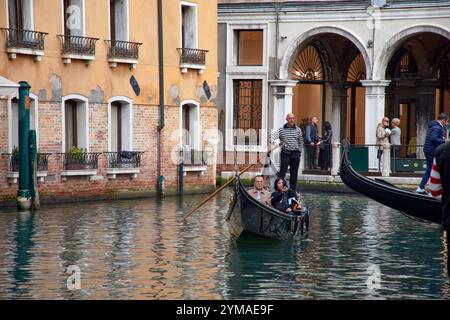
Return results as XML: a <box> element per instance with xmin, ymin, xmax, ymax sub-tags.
<box><xmin>106</xmin><ymin>151</ymin><xmax>143</xmax><ymax>169</ymax></box>
<box><xmin>105</xmin><ymin>40</ymin><xmax>142</xmax><ymax>60</ymax></box>
<box><xmin>4</xmin><ymin>153</ymin><xmax>51</xmax><ymax>173</ymax></box>
<box><xmin>61</xmin><ymin>152</ymin><xmax>101</xmax><ymax>171</ymax></box>
<box><xmin>177</xmin><ymin>48</ymin><xmax>208</xmax><ymax>65</ymax></box>
<box><xmin>181</xmin><ymin>149</ymin><xmax>208</xmax><ymax>166</ymax></box>
<box><xmin>0</xmin><ymin>28</ymin><xmax>48</xmax><ymax>50</ymax></box>
<box><xmin>58</xmin><ymin>35</ymin><xmax>99</xmax><ymax>56</ymax></box>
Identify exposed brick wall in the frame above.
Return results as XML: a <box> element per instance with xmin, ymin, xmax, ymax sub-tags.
<box><xmin>0</xmin><ymin>100</ymin><xmax>218</xmax><ymax>202</ymax></box>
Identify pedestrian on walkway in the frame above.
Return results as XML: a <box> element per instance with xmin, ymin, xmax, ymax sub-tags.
<box><xmin>416</xmin><ymin>113</ymin><xmax>449</xmax><ymax>195</ymax></box>
<box><xmin>376</xmin><ymin>117</ymin><xmax>391</xmax><ymax>172</ymax></box>
<box><xmin>305</xmin><ymin>116</ymin><xmax>319</xmax><ymax>169</ymax></box>
<box><xmin>270</xmin><ymin>113</ymin><xmax>303</xmax><ymax>191</ymax></box>
<box><xmin>318</xmin><ymin>121</ymin><xmax>333</xmax><ymax>171</ymax></box>
<box><xmin>390</xmin><ymin>118</ymin><xmax>401</xmax><ymax>158</ymax></box>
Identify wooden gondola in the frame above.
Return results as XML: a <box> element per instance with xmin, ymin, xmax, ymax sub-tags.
<box><xmin>226</xmin><ymin>178</ymin><xmax>308</xmax><ymax>240</ymax></box>
<box><xmin>339</xmin><ymin>143</ymin><xmax>442</xmax><ymax>224</ymax></box>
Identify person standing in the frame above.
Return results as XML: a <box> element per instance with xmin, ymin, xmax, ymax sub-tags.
<box><xmin>416</xmin><ymin>113</ymin><xmax>449</xmax><ymax>195</ymax></box>
<box><xmin>305</xmin><ymin>116</ymin><xmax>319</xmax><ymax>169</ymax></box>
<box><xmin>318</xmin><ymin>121</ymin><xmax>333</xmax><ymax>171</ymax></box>
<box><xmin>376</xmin><ymin>117</ymin><xmax>391</xmax><ymax>172</ymax></box>
<box><xmin>390</xmin><ymin>118</ymin><xmax>401</xmax><ymax>158</ymax></box>
<box><xmin>429</xmin><ymin>142</ymin><xmax>450</xmax><ymax>278</ymax></box>
<box><xmin>270</xmin><ymin>113</ymin><xmax>303</xmax><ymax>191</ymax></box>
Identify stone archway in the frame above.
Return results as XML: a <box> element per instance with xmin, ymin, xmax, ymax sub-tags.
<box><xmin>279</xmin><ymin>26</ymin><xmax>372</xmax><ymax>81</ymax></box>
<box><xmin>373</xmin><ymin>24</ymin><xmax>450</xmax><ymax>80</ymax></box>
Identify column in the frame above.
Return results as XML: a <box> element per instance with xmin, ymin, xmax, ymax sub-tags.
<box><xmin>332</xmin><ymin>83</ymin><xmax>349</xmax><ymax>143</ymax></box>
<box><xmin>269</xmin><ymin>80</ymin><xmax>297</xmax><ymax>130</ymax></box>
<box><xmin>361</xmin><ymin>80</ymin><xmax>390</xmax><ymax>171</ymax></box>
<box><xmin>416</xmin><ymin>81</ymin><xmax>438</xmax><ymax>158</ymax></box>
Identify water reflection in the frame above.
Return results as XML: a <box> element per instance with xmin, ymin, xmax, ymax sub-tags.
<box><xmin>0</xmin><ymin>191</ymin><xmax>448</xmax><ymax>299</ymax></box>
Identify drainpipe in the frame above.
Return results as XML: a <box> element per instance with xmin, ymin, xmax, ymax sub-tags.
<box><xmin>157</xmin><ymin>0</ymin><xmax>165</xmax><ymax>196</ymax></box>
<box><xmin>273</xmin><ymin>3</ymin><xmax>282</xmax><ymax>80</ymax></box>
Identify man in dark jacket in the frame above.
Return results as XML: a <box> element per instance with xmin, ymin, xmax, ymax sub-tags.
<box><xmin>305</xmin><ymin>116</ymin><xmax>319</xmax><ymax>169</ymax></box>
<box><xmin>416</xmin><ymin>113</ymin><xmax>449</xmax><ymax>194</ymax></box>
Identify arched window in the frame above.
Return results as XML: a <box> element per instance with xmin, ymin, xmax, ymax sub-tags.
<box><xmin>9</xmin><ymin>93</ymin><xmax>38</xmax><ymax>153</ymax></box>
<box><xmin>62</xmin><ymin>94</ymin><xmax>89</xmax><ymax>152</ymax></box>
<box><xmin>108</xmin><ymin>96</ymin><xmax>133</xmax><ymax>152</ymax></box>
<box><xmin>291</xmin><ymin>45</ymin><xmax>324</xmax><ymax>81</ymax></box>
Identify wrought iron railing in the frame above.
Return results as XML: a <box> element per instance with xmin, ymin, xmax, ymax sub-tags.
<box><xmin>105</xmin><ymin>40</ymin><xmax>142</xmax><ymax>60</ymax></box>
<box><xmin>106</xmin><ymin>151</ymin><xmax>144</xmax><ymax>169</ymax></box>
<box><xmin>4</xmin><ymin>153</ymin><xmax>51</xmax><ymax>173</ymax></box>
<box><xmin>181</xmin><ymin>149</ymin><xmax>208</xmax><ymax>166</ymax></box>
<box><xmin>0</xmin><ymin>28</ymin><xmax>48</xmax><ymax>50</ymax></box>
<box><xmin>61</xmin><ymin>152</ymin><xmax>101</xmax><ymax>171</ymax></box>
<box><xmin>58</xmin><ymin>35</ymin><xmax>99</xmax><ymax>55</ymax></box>
<box><xmin>177</xmin><ymin>48</ymin><xmax>208</xmax><ymax>65</ymax></box>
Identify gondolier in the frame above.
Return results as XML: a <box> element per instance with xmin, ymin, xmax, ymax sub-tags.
<box><xmin>270</xmin><ymin>113</ymin><xmax>303</xmax><ymax>191</ymax></box>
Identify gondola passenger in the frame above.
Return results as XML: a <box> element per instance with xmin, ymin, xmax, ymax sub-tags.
<box><xmin>271</xmin><ymin>177</ymin><xmax>299</xmax><ymax>213</ymax></box>
<box><xmin>247</xmin><ymin>175</ymin><xmax>271</xmax><ymax>206</ymax></box>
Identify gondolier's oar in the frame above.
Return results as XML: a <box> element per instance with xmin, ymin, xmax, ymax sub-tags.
<box><xmin>183</xmin><ymin>146</ymin><xmax>278</xmax><ymax>222</ymax></box>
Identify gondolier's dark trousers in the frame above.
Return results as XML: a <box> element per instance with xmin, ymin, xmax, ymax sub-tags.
<box><xmin>278</xmin><ymin>149</ymin><xmax>301</xmax><ymax>191</ymax></box>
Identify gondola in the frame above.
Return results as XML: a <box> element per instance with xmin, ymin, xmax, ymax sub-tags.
<box><xmin>226</xmin><ymin>177</ymin><xmax>308</xmax><ymax>240</ymax></box>
<box><xmin>339</xmin><ymin>142</ymin><xmax>442</xmax><ymax>224</ymax></box>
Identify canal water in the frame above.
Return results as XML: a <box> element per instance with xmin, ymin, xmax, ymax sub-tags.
<box><xmin>0</xmin><ymin>190</ymin><xmax>448</xmax><ymax>300</ymax></box>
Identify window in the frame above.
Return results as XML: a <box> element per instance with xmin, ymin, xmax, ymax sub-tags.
<box><xmin>109</xmin><ymin>0</ymin><xmax>129</xmax><ymax>41</ymax></box>
<box><xmin>9</xmin><ymin>94</ymin><xmax>38</xmax><ymax>152</ymax></box>
<box><xmin>62</xmin><ymin>97</ymin><xmax>88</xmax><ymax>152</ymax></box>
<box><xmin>236</xmin><ymin>30</ymin><xmax>263</xmax><ymax>66</ymax></box>
<box><xmin>233</xmin><ymin>80</ymin><xmax>262</xmax><ymax>145</ymax></box>
<box><xmin>109</xmin><ymin>99</ymin><xmax>132</xmax><ymax>152</ymax></box>
<box><xmin>180</xmin><ymin>102</ymin><xmax>200</xmax><ymax>150</ymax></box>
<box><xmin>8</xmin><ymin>0</ymin><xmax>33</xmax><ymax>30</ymax></box>
<box><xmin>63</xmin><ymin>0</ymin><xmax>84</xmax><ymax>37</ymax></box>
<box><xmin>181</xmin><ymin>3</ymin><xmax>197</xmax><ymax>49</ymax></box>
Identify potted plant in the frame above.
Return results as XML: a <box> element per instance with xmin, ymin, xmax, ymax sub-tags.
<box><xmin>11</xmin><ymin>146</ymin><xmax>19</xmax><ymax>172</ymax></box>
<box><xmin>66</xmin><ymin>146</ymin><xmax>86</xmax><ymax>170</ymax></box>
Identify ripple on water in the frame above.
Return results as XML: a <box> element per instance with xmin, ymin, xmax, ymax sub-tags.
<box><xmin>0</xmin><ymin>191</ymin><xmax>448</xmax><ymax>299</ymax></box>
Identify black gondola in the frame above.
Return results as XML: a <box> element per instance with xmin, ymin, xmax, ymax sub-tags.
<box><xmin>339</xmin><ymin>143</ymin><xmax>442</xmax><ymax>224</ymax></box>
<box><xmin>226</xmin><ymin>178</ymin><xmax>308</xmax><ymax>240</ymax></box>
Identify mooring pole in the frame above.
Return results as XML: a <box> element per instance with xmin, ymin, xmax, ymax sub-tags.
<box><xmin>29</xmin><ymin>130</ymin><xmax>40</xmax><ymax>210</ymax></box>
<box><xmin>17</xmin><ymin>81</ymin><xmax>31</xmax><ymax>210</ymax></box>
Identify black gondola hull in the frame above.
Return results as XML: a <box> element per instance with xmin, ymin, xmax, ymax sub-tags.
<box><xmin>339</xmin><ymin>145</ymin><xmax>442</xmax><ymax>224</ymax></box>
<box><xmin>226</xmin><ymin>180</ymin><xmax>298</xmax><ymax>240</ymax></box>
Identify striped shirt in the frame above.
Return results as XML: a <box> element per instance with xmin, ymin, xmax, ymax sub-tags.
<box><xmin>430</xmin><ymin>158</ymin><xmax>443</xmax><ymax>200</ymax></box>
<box><xmin>270</xmin><ymin>123</ymin><xmax>304</xmax><ymax>152</ymax></box>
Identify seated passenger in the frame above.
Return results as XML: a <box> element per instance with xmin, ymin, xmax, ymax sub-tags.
<box><xmin>247</xmin><ymin>175</ymin><xmax>271</xmax><ymax>205</ymax></box>
<box><xmin>271</xmin><ymin>177</ymin><xmax>299</xmax><ymax>213</ymax></box>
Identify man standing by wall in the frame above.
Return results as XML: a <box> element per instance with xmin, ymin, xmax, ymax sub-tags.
<box><xmin>429</xmin><ymin>142</ymin><xmax>450</xmax><ymax>278</ymax></box>
<box><xmin>305</xmin><ymin>116</ymin><xmax>319</xmax><ymax>170</ymax></box>
<box><xmin>271</xmin><ymin>113</ymin><xmax>303</xmax><ymax>191</ymax></box>
<box><xmin>417</xmin><ymin>113</ymin><xmax>449</xmax><ymax>194</ymax></box>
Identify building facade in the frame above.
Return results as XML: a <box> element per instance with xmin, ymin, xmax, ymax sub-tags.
<box><xmin>0</xmin><ymin>0</ymin><xmax>218</xmax><ymax>202</ymax></box>
<box><xmin>217</xmin><ymin>0</ymin><xmax>450</xmax><ymax>174</ymax></box>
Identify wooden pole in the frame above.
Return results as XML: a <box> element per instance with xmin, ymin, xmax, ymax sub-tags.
<box><xmin>183</xmin><ymin>145</ymin><xmax>278</xmax><ymax>222</ymax></box>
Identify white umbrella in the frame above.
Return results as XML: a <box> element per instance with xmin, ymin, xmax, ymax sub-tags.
<box><xmin>0</xmin><ymin>75</ymin><xmax>19</xmax><ymax>97</ymax></box>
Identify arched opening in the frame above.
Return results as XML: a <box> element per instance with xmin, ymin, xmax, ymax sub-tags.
<box><xmin>384</xmin><ymin>32</ymin><xmax>450</xmax><ymax>157</ymax></box>
<box><xmin>62</xmin><ymin>95</ymin><xmax>89</xmax><ymax>152</ymax></box>
<box><xmin>289</xmin><ymin>32</ymin><xmax>368</xmax><ymax>147</ymax></box>
<box><xmin>108</xmin><ymin>97</ymin><xmax>133</xmax><ymax>152</ymax></box>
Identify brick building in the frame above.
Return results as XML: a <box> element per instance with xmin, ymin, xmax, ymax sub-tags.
<box><xmin>0</xmin><ymin>0</ymin><xmax>218</xmax><ymax>203</ymax></box>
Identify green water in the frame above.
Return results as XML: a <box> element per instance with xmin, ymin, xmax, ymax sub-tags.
<box><xmin>0</xmin><ymin>190</ymin><xmax>448</xmax><ymax>299</ymax></box>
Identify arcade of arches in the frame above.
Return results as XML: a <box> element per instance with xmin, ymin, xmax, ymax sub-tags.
<box><xmin>289</xmin><ymin>32</ymin><xmax>450</xmax><ymax>149</ymax></box>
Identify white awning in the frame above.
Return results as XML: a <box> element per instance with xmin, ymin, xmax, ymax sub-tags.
<box><xmin>0</xmin><ymin>75</ymin><xmax>19</xmax><ymax>97</ymax></box>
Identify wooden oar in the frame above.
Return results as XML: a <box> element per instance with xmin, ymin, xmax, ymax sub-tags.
<box><xmin>183</xmin><ymin>146</ymin><xmax>278</xmax><ymax>222</ymax></box>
